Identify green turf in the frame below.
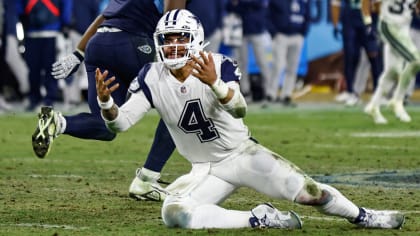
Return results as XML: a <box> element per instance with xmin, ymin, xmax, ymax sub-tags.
<box><xmin>1</xmin><ymin>104</ymin><xmax>420</xmax><ymax>235</ymax></box>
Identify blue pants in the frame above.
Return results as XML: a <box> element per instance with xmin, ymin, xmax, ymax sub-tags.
<box><xmin>64</xmin><ymin>30</ymin><xmax>175</xmax><ymax>172</ymax></box>
<box><xmin>25</xmin><ymin>37</ymin><xmax>59</xmax><ymax>108</ymax></box>
<box><xmin>342</xmin><ymin>24</ymin><xmax>382</xmax><ymax>93</ymax></box>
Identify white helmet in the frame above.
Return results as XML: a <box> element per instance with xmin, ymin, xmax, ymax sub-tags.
<box><xmin>154</xmin><ymin>9</ymin><xmax>205</xmax><ymax>70</ymax></box>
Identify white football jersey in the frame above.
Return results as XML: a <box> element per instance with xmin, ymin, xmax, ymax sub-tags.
<box><xmin>123</xmin><ymin>53</ymin><xmax>250</xmax><ymax>163</ymax></box>
<box><xmin>379</xmin><ymin>0</ymin><xmax>418</xmax><ymax>25</ymax></box>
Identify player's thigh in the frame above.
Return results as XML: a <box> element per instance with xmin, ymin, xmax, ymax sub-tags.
<box><xmin>163</xmin><ymin>173</ymin><xmax>236</xmax><ymax>222</ymax></box>
<box><xmin>211</xmin><ymin>143</ymin><xmax>305</xmax><ymax>201</ymax></box>
<box><xmin>383</xmin><ymin>44</ymin><xmax>405</xmax><ymax>74</ymax></box>
<box><xmin>380</xmin><ymin>22</ymin><xmax>419</xmax><ymax>62</ymax></box>
<box><xmin>165</xmin><ymin>167</ymin><xmax>236</xmax><ymax>207</ymax></box>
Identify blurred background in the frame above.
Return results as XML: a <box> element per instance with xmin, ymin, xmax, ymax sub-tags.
<box><xmin>1</xmin><ymin>0</ymin><xmax>419</xmax><ymax>113</ymax></box>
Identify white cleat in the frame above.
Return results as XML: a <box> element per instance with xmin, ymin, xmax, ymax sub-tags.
<box><xmin>128</xmin><ymin>168</ymin><xmax>169</xmax><ymax>201</ymax></box>
<box><xmin>353</xmin><ymin>207</ymin><xmax>405</xmax><ymax>229</ymax></box>
<box><xmin>249</xmin><ymin>203</ymin><xmax>302</xmax><ymax>229</ymax></box>
<box><xmin>345</xmin><ymin>93</ymin><xmax>360</xmax><ymax>107</ymax></box>
<box><xmin>0</xmin><ymin>96</ymin><xmax>13</xmax><ymax>111</ymax></box>
<box><xmin>335</xmin><ymin>92</ymin><xmax>350</xmax><ymax>103</ymax></box>
<box><xmin>389</xmin><ymin>100</ymin><xmax>411</xmax><ymax>123</ymax></box>
<box><xmin>364</xmin><ymin>104</ymin><xmax>388</xmax><ymax>124</ymax></box>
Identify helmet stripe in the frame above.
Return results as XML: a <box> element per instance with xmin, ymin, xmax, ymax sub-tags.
<box><xmin>172</xmin><ymin>9</ymin><xmax>181</xmax><ymax>25</ymax></box>
<box><xmin>164</xmin><ymin>10</ymin><xmax>171</xmax><ymax>26</ymax></box>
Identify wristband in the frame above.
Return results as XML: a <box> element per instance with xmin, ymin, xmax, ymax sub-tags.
<box><xmin>363</xmin><ymin>15</ymin><xmax>372</xmax><ymax>25</ymax></box>
<box><xmin>97</xmin><ymin>96</ymin><xmax>114</xmax><ymax>110</ymax></box>
<box><xmin>74</xmin><ymin>49</ymin><xmax>85</xmax><ymax>61</ymax></box>
<box><xmin>211</xmin><ymin>78</ymin><xmax>229</xmax><ymax>99</ymax></box>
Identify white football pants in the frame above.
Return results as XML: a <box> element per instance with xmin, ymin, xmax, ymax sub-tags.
<box><xmin>161</xmin><ymin>140</ymin><xmax>359</xmax><ymax>229</ymax></box>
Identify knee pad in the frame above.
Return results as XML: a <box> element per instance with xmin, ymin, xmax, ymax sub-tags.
<box><xmin>161</xmin><ymin>202</ymin><xmax>192</xmax><ymax>228</ymax></box>
<box><xmin>294</xmin><ymin>178</ymin><xmax>332</xmax><ymax>206</ymax></box>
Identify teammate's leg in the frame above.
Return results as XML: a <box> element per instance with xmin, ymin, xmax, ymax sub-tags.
<box><xmin>129</xmin><ymin>120</ymin><xmax>176</xmax><ymax>201</ymax></box>
<box><xmin>143</xmin><ymin>120</ymin><xmax>175</xmax><ymax>172</ymax></box>
<box><xmin>364</xmin><ymin>43</ymin><xmax>401</xmax><ymax>124</ymax></box>
<box><xmin>383</xmin><ymin>24</ymin><xmax>420</xmax><ymax>122</ymax></box>
<box><xmin>279</xmin><ymin>34</ymin><xmax>304</xmax><ymax>105</ymax></box>
<box><xmin>267</xmin><ymin>33</ymin><xmax>287</xmax><ymax>101</ymax></box>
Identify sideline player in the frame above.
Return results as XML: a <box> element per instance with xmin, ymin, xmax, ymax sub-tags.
<box><xmin>31</xmin><ymin>0</ymin><xmax>187</xmax><ymax>201</ymax></box>
<box><xmin>96</xmin><ymin>9</ymin><xmax>405</xmax><ymax>229</ymax></box>
<box><xmin>331</xmin><ymin>0</ymin><xmax>383</xmax><ymax>106</ymax></box>
<box><xmin>363</xmin><ymin>0</ymin><xmax>420</xmax><ymax>124</ymax></box>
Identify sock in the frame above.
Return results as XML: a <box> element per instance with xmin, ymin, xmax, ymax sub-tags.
<box><xmin>138</xmin><ymin>167</ymin><xmax>160</xmax><ymax>182</ymax></box>
<box><xmin>316</xmin><ymin>184</ymin><xmax>360</xmax><ymax>221</ymax></box>
<box><xmin>143</xmin><ymin>119</ymin><xmax>176</xmax><ymax>172</ymax></box>
<box><xmin>64</xmin><ymin>113</ymin><xmax>116</xmax><ymax>140</ymax></box>
<box><xmin>57</xmin><ymin>113</ymin><xmax>66</xmax><ymax>134</ymax></box>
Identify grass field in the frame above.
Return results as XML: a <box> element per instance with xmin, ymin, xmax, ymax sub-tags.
<box><xmin>1</xmin><ymin>101</ymin><xmax>420</xmax><ymax>236</ymax></box>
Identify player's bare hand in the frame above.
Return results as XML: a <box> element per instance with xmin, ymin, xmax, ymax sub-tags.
<box><xmin>189</xmin><ymin>51</ymin><xmax>217</xmax><ymax>86</ymax></box>
<box><xmin>95</xmin><ymin>68</ymin><xmax>119</xmax><ymax>102</ymax></box>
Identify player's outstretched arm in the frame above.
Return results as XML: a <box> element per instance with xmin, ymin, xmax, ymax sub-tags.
<box><xmin>95</xmin><ymin>68</ymin><xmax>120</xmax><ymax>121</ymax></box>
<box><xmin>51</xmin><ymin>15</ymin><xmax>105</xmax><ymax>80</ymax></box>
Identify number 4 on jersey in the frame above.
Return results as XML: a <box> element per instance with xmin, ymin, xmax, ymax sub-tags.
<box><xmin>178</xmin><ymin>99</ymin><xmax>220</xmax><ymax>142</ymax></box>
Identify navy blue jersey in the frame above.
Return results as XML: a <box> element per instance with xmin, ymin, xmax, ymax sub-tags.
<box><xmin>187</xmin><ymin>0</ymin><xmax>225</xmax><ymax>38</ymax></box>
<box><xmin>412</xmin><ymin>13</ymin><xmax>420</xmax><ymax>30</ymax></box>
<box><xmin>227</xmin><ymin>0</ymin><xmax>269</xmax><ymax>35</ymax></box>
<box><xmin>267</xmin><ymin>0</ymin><xmax>311</xmax><ymax>36</ymax></box>
<box><xmin>340</xmin><ymin>0</ymin><xmax>364</xmax><ymax>27</ymax></box>
<box><xmin>101</xmin><ymin>0</ymin><xmax>164</xmax><ymax>37</ymax></box>
<box><xmin>72</xmin><ymin>0</ymin><xmax>101</xmax><ymax>34</ymax></box>
<box><xmin>4</xmin><ymin>0</ymin><xmax>19</xmax><ymax>35</ymax></box>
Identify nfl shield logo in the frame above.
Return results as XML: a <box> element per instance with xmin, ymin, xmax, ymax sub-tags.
<box><xmin>180</xmin><ymin>86</ymin><xmax>187</xmax><ymax>94</ymax></box>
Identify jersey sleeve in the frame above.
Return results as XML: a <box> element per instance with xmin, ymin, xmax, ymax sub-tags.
<box><xmin>129</xmin><ymin>63</ymin><xmax>155</xmax><ymax>108</ymax></box>
<box><xmin>220</xmin><ymin>56</ymin><xmax>241</xmax><ymax>84</ymax></box>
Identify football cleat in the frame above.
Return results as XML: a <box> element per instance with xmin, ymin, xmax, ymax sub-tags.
<box><xmin>32</xmin><ymin>106</ymin><xmax>62</xmax><ymax>158</ymax></box>
<box><xmin>335</xmin><ymin>92</ymin><xmax>350</xmax><ymax>103</ymax></box>
<box><xmin>345</xmin><ymin>93</ymin><xmax>360</xmax><ymax>107</ymax></box>
<box><xmin>129</xmin><ymin>168</ymin><xmax>169</xmax><ymax>201</ymax></box>
<box><xmin>249</xmin><ymin>203</ymin><xmax>302</xmax><ymax>229</ymax></box>
<box><xmin>0</xmin><ymin>96</ymin><xmax>12</xmax><ymax>111</ymax></box>
<box><xmin>353</xmin><ymin>207</ymin><xmax>405</xmax><ymax>229</ymax></box>
<box><xmin>389</xmin><ymin>100</ymin><xmax>411</xmax><ymax>123</ymax></box>
<box><xmin>364</xmin><ymin>103</ymin><xmax>388</xmax><ymax>124</ymax></box>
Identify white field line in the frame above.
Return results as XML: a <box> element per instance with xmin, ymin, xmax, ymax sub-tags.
<box><xmin>303</xmin><ymin>210</ymin><xmax>420</xmax><ymax>222</ymax></box>
<box><xmin>6</xmin><ymin>211</ymin><xmax>420</xmax><ymax>229</ymax></box>
<box><xmin>30</xmin><ymin>174</ymin><xmax>83</xmax><ymax>178</ymax></box>
<box><xmin>350</xmin><ymin>131</ymin><xmax>420</xmax><ymax>138</ymax></box>
<box><xmin>313</xmin><ymin>143</ymin><xmax>417</xmax><ymax>150</ymax></box>
<box><xmin>5</xmin><ymin>157</ymin><xmax>135</xmax><ymax>164</ymax></box>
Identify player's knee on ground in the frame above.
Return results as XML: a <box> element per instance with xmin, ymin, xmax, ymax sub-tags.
<box><xmin>162</xmin><ymin>202</ymin><xmax>192</xmax><ymax>228</ymax></box>
<box><xmin>294</xmin><ymin>178</ymin><xmax>332</xmax><ymax>206</ymax></box>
